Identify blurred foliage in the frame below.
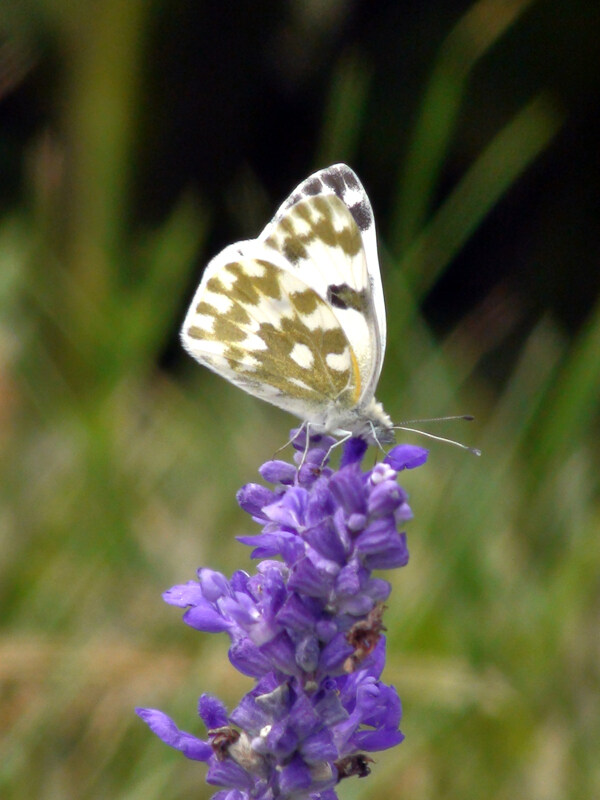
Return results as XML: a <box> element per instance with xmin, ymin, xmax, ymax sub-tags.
<box><xmin>0</xmin><ymin>1</ymin><xmax>599</xmax><ymax>799</ymax></box>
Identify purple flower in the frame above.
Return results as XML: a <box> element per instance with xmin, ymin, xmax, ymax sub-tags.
<box><xmin>137</xmin><ymin>432</ymin><xmax>427</xmax><ymax>799</ymax></box>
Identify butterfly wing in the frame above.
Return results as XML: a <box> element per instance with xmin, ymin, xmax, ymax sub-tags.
<box><xmin>261</xmin><ymin>164</ymin><xmax>386</xmax><ymax>401</ymax></box>
<box><xmin>181</xmin><ymin>242</ymin><xmax>361</xmax><ymax>425</ymax></box>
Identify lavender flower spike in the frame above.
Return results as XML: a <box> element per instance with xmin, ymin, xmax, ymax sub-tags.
<box><xmin>137</xmin><ymin>431</ymin><xmax>428</xmax><ymax>799</ymax></box>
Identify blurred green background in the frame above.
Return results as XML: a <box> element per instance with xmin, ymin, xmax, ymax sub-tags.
<box><xmin>1</xmin><ymin>1</ymin><xmax>599</xmax><ymax>798</ymax></box>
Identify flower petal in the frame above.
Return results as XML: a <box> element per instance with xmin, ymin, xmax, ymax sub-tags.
<box><xmin>385</xmin><ymin>445</ymin><xmax>429</xmax><ymax>470</ymax></box>
<box><xmin>135</xmin><ymin>708</ymin><xmax>212</xmax><ymax>761</ymax></box>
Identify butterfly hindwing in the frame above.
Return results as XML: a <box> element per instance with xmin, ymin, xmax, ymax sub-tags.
<box><xmin>181</xmin><ymin>243</ymin><xmax>362</xmax><ymax>423</ymax></box>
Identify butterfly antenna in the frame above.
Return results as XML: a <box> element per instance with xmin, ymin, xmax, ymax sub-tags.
<box><xmin>395</xmin><ymin>414</ymin><xmax>474</xmax><ymax>425</ymax></box>
<box><xmin>392</xmin><ymin>423</ymin><xmax>481</xmax><ymax>457</ymax></box>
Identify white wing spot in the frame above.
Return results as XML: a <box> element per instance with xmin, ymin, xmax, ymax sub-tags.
<box><xmin>240</xmin><ymin>331</ymin><xmax>268</xmax><ymax>352</ymax></box>
<box><xmin>225</xmin><ymin>259</ymin><xmax>266</xmax><ymax>279</ymax></box>
<box><xmin>326</xmin><ymin>350</ymin><xmax>349</xmax><ymax>372</ymax></box>
<box><xmin>212</xmin><ymin>269</ymin><xmax>237</xmax><ymax>291</ymax></box>
<box><xmin>299</xmin><ymin>308</ymin><xmax>340</xmax><ymax>332</ymax></box>
<box><xmin>189</xmin><ymin>339</ymin><xmax>227</xmax><ymax>357</ymax></box>
<box><xmin>341</xmin><ymin>185</ymin><xmax>363</xmax><ymax>208</ymax></box>
<box><xmin>288</xmin><ymin>376</ymin><xmax>317</xmax><ymax>392</ymax></box>
<box><xmin>289</xmin><ymin>342</ymin><xmax>314</xmax><ymax>369</ymax></box>
<box><xmin>189</xmin><ymin>313</ymin><xmax>215</xmax><ymax>333</ymax></box>
<box><xmin>203</xmin><ymin>290</ymin><xmax>234</xmax><ymax>313</ymax></box>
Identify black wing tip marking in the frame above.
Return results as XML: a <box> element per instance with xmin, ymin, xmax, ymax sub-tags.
<box><xmin>348</xmin><ymin>199</ymin><xmax>372</xmax><ymax>232</ymax></box>
<box><xmin>303</xmin><ymin>176</ymin><xmax>323</xmax><ymax>196</ymax></box>
<box><xmin>276</xmin><ymin>163</ymin><xmax>374</xmax><ymax>233</ymax></box>
<box><xmin>322</xmin><ymin>164</ymin><xmax>360</xmax><ymax>194</ymax></box>
<box><xmin>321</xmin><ymin>165</ymin><xmax>373</xmax><ymax>233</ymax></box>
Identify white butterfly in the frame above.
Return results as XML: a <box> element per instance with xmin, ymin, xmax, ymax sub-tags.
<box><xmin>181</xmin><ymin>164</ymin><xmax>394</xmax><ymax>445</ymax></box>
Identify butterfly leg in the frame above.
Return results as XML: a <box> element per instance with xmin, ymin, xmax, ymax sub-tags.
<box><xmin>320</xmin><ymin>431</ymin><xmax>353</xmax><ymax>467</ymax></box>
<box><xmin>367</xmin><ymin>420</ymin><xmax>389</xmax><ymax>455</ymax></box>
<box><xmin>272</xmin><ymin>425</ymin><xmax>307</xmax><ymax>458</ymax></box>
<box><xmin>300</xmin><ymin>421</ymin><xmax>313</xmax><ymax>468</ymax></box>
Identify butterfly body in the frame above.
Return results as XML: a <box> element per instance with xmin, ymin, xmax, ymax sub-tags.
<box><xmin>181</xmin><ymin>164</ymin><xmax>394</xmax><ymax>445</ymax></box>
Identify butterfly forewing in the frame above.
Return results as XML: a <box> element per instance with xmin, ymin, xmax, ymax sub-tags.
<box><xmin>270</xmin><ymin>163</ymin><xmax>386</xmax><ymax>376</ymax></box>
<box><xmin>261</xmin><ymin>193</ymin><xmax>380</xmax><ymax>403</ymax></box>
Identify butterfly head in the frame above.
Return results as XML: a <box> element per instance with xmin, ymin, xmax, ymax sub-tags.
<box><xmin>325</xmin><ymin>398</ymin><xmax>395</xmax><ymax>447</ymax></box>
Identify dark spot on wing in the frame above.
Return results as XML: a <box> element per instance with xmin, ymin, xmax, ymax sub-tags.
<box><xmin>291</xmin><ymin>289</ymin><xmax>319</xmax><ymax>314</ymax></box>
<box><xmin>341</xmin><ymin>168</ymin><xmax>360</xmax><ymax>193</ymax></box>
<box><xmin>321</xmin><ymin>167</ymin><xmax>371</xmax><ymax>230</ymax></box>
<box><xmin>327</xmin><ymin>283</ymin><xmax>368</xmax><ymax>312</ymax></box>
<box><xmin>322</xmin><ymin>169</ymin><xmax>346</xmax><ymax>197</ymax></box>
<box><xmin>349</xmin><ymin>200</ymin><xmax>372</xmax><ymax>232</ymax></box>
<box><xmin>282</xmin><ymin>236</ymin><xmax>307</xmax><ymax>264</ymax></box>
<box><xmin>303</xmin><ymin>177</ymin><xmax>323</xmax><ymax>196</ymax></box>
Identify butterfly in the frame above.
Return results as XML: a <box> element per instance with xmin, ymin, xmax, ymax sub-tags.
<box><xmin>181</xmin><ymin>163</ymin><xmax>394</xmax><ymax>446</ymax></box>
